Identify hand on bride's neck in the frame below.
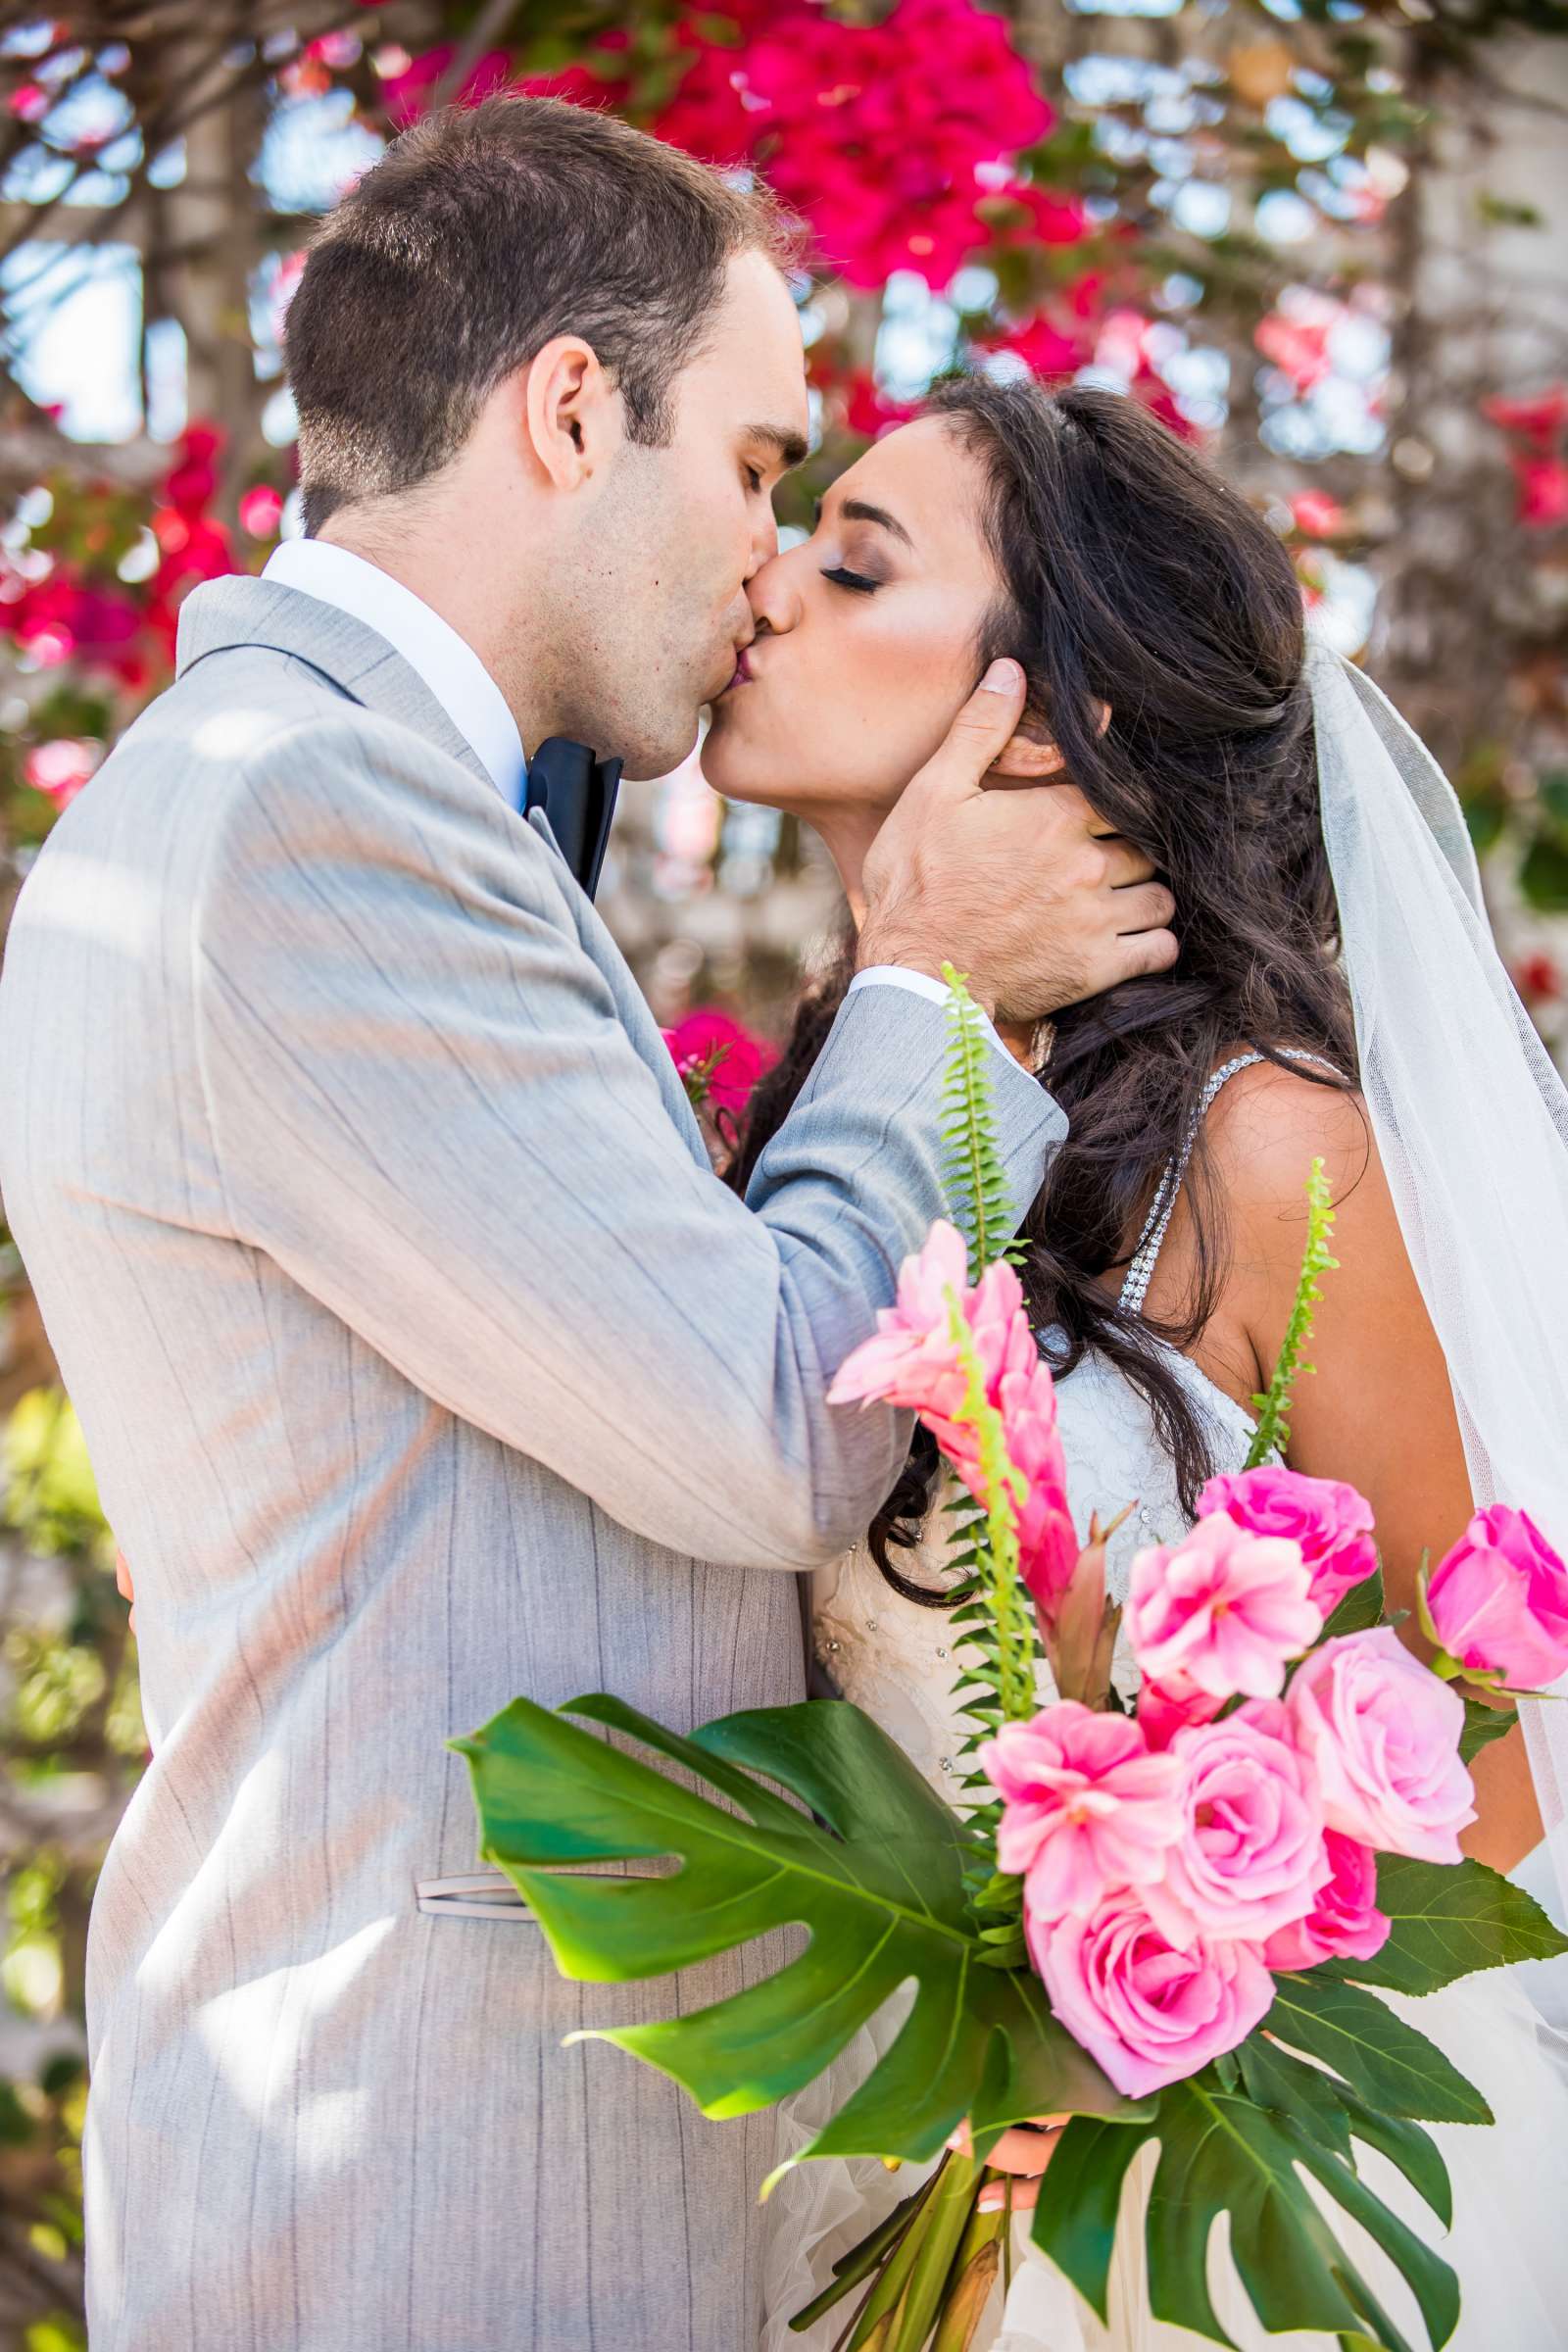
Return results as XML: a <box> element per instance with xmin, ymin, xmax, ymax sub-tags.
<box><xmin>813</xmin><ymin>806</ymin><xmax>1042</xmax><ymax>1071</ymax></box>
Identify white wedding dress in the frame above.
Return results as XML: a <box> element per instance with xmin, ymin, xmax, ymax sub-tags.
<box><xmin>760</xmin><ymin>1058</ymin><xmax>1568</xmax><ymax>2352</ymax></box>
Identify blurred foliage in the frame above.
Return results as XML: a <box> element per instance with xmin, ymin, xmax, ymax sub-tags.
<box><xmin>0</xmin><ymin>1385</ymin><xmax>139</xmax><ymax>2346</ymax></box>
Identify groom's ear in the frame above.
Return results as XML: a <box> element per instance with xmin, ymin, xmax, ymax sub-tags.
<box><xmin>987</xmin><ymin>698</ymin><xmax>1112</xmax><ymax>780</ymax></box>
<box><xmin>523</xmin><ymin>335</ymin><xmax>621</xmax><ymax>491</ymax></box>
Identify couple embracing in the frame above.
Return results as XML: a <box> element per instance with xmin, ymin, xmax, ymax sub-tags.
<box><xmin>3</xmin><ymin>92</ymin><xmax>1567</xmax><ymax>2352</ymax></box>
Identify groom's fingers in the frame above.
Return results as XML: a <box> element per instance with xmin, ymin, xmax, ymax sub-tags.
<box><xmin>947</xmin><ymin>2115</ymin><xmax>1068</xmax><ymax>2176</ymax></box>
<box><xmin>1113</xmin><ymin>881</ymin><xmax>1177</xmax><ymax>937</ymax></box>
<box><xmin>901</xmin><ymin>659</ymin><xmax>1029</xmax><ymax>809</ymax></box>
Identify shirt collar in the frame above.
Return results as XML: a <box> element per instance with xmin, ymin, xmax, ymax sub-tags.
<box><xmin>262</xmin><ymin>538</ymin><xmax>526</xmax><ymax>809</ymax></box>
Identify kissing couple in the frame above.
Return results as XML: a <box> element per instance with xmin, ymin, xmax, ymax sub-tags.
<box><xmin>4</xmin><ymin>90</ymin><xmax>1568</xmax><ymax>2352</ymax></box>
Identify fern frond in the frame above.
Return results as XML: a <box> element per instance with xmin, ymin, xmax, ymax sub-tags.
<box><xmin>939</xmin><ymin>963</ymin><xmax>1022</xmax><ymax>1280</ymax></box>
<box><xmin>1244</xmin><ymin>1155</ymin><xmax>1339</xmax><ymax>1469</ymax></box>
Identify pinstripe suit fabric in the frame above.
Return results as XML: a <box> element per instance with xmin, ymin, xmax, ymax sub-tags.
<box><xmin>0</xmin><ymin>576</ymin><xmax>1062</xmax><ymax>2351</ymax></box>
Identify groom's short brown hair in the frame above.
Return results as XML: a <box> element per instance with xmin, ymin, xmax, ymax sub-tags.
<box><xmin>286</xmin><ymin>95</ymin><xmax>802</xmax><ymax>534</ymax></box>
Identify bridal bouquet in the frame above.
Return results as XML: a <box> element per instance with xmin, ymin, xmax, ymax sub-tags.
<box><xmin>457</xmin><ymin>976</ymin><xmax>1568</xmax><ymax>2352</ymax></box>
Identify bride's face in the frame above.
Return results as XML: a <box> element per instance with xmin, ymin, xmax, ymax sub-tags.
<box><xmin>701</xmin><ymin>416</ymin><xmax>1005</xmax><ymax>822</ymax></box>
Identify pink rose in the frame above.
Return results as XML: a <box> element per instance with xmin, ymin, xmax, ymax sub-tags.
<box><xmin>1425</xmin><ymin>1505</ymin><xmax>1568</xmax><ymax>1692</ymax></box>
<box><xmin>1287</xmin><ymin>1627</ymin><xmax>1476</xmax><ymax>1863</ymax></box>
<box><xmin>1262</xmin><ymin>1831</ymin><xmax>1391</xmax><ymax>1972</ymax></box>
<box><xmin>1031</xmin><ymin>1886</ymin><xmax>1275</xmax><ymax>2099</ymax></box>
<box><xmin>982</xmin><ymin>1703</ymin><xmax>1187</xmax><ymax>1922</ymax></box>
<box><xmin>1136</xmin><ymin>1671</ymin><xmax>1223</xmax><ymax>1752</ymax></box>
<box><xmin>1125</xmin><ymin>1515</ymin><xmax>1322</xmax><ymax>1702</ymax></box>
<box><xmin>1143</xmin><ymin>1700</ymin><xmax>1329</xmax><ymax>1948</ymax></box>
<box><xmin>1198</xmin><ymin>1466</ymin><xmax>1378</xmax><ymax>1618</ymax></box>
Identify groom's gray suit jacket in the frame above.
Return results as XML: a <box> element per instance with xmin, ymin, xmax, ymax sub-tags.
<box><xmin>0</xmin><ymin>575</ymin><xmax>1062</xmax><ymax>2352</ymax></box>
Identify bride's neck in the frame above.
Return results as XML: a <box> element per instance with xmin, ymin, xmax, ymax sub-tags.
<box><xmin>808</xmin><ymin>804</ymin><xmax>883</xmax><ymax>932</ymax></box>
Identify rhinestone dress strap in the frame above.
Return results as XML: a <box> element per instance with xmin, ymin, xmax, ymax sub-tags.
<box><xmin>1118</xmin><ymin>1048</ymin><xmax>1340</xmax><ymax>1319</ymax></box>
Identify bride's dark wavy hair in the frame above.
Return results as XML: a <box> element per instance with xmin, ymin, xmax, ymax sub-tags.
<box><xmin>726</xmin><ymin>375</ymin><xmax>1358</xmax><ymax>1603</ymax></box>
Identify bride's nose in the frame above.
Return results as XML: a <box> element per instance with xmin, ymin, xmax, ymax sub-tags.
<box><xmin>745</xmin><ymin>545</ymin><xmax>803</xmax><ymax>639</ymax></box>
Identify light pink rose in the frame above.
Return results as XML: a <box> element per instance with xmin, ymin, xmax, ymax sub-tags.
<box><xmin>1125</xmin><ymin>1514</ymin><xmax>1322</xmax><ymax>1702</ymax></box>
<box><xmin>1198</xmin><ymin>1466</ymin><xmax>1379</xmax><ymax>1619</ymax></box>
<box><xmin>1143</xmin><ymin>1699</ymin><xmax>1330</xmax><ymax>1948</ymax></box>
<box><xmin>1262</xmin><ymin>1831</ymin><xmax>1391</xmax><ymax>1972</ymax></box>
<box><xmin>1425</xmin><ymin>1505</ymin><xmax>1568</xmax><ymax>1692</ymax></box>
<box><xmin>1287</xmin><ymin>1627</ymin><xmax>1476</xmax><ymax>1863</ymax></box>
<box><xmin>1031</xmin><ymin>1886</ymin><xmax>1275</xmax><ymax>2099</ymax></box>
<box><xmin>981</xmin><ymin>1702</ymin><xmax>1187</xmax><ymax>1922</ymax></box>
<box><xmin>1136</xmin><ymin>1671</ymin><xmax>1223</xmax><ymax>1752</ymax></box>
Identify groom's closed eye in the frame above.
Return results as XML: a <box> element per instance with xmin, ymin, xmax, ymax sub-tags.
<box><xmin>742</xmin><ymin>422</ymin><xmax>810</xmax><ymax>480</ymax></box>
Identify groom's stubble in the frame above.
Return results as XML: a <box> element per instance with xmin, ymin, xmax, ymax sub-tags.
<box><xmin>524</xmin><ymin>248</ymin><xmax>810</xmax><ymax>781</ymax></box>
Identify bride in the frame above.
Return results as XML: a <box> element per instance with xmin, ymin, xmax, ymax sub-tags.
<box><xmin>702</xmin><ymin>376</ymin><xmax>1568</xmax><ymax>2349</ymax></box>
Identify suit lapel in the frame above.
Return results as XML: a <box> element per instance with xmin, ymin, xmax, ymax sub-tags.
<box><xmin>177</xmin><ymin>579</ymin><xmax>711</xmax><ymax>1173</ymax></box>
<box><xmin>176</xmin><ymin>575</ymin><xmax>494</xmax><ymax>793</ymax></box>
<box><xmin>523</xmin><ymin>808</ymin><xmax>710</xmax><ymax>1167</ymax></box>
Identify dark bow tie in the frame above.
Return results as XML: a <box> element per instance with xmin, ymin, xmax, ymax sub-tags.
<box><xmin>524</xmin><ymin>737</ymin><xmax>622</xmax><ymax>901</ymax></box>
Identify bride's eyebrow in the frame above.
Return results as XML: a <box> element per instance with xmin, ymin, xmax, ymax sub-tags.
<box><xmin>813</xmin><ymin>492</ymin><xmax>915</xmax><ymax>551</ymax></box>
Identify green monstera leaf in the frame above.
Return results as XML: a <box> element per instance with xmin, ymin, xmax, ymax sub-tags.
<box><xmin>1034</xmin><ymin>2045</ymin><xmax>1461</xmax><ymax>2352</ymax></box>
<box><xmin>455</xmin><ymin>1692</ymin><xmax>1143</xmax><ymax>2170</ymax></box>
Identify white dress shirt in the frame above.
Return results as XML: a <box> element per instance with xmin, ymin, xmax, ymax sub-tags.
<box><xmin>263</xmin><ymin>539</ymin><xmax>1021</xmax><ymax>1065</ymax></box>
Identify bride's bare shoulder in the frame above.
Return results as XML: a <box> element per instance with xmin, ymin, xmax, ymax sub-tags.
<box><xmin>1202</xmin><ymin>1052</ymin><xmax>1373</xmax><ymax>1235</ymax></box>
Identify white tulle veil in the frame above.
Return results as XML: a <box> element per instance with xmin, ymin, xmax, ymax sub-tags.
<box><xmin>1310</xmin><ymin>639</ymin><xmax>1568</xmax><ymax>1916</ymax></box>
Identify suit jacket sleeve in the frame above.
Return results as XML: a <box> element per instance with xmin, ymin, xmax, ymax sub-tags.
<box><xmin>190</xmin><ymin>713</ymin><xmax>1066</xmax><ymax>1571</ymax></box>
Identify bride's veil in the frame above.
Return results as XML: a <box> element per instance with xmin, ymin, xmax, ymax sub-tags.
<box><xmin>1311</xmin><ymin>640</ymin><xmax>1568</xmax><ymax>1916</ymax></box>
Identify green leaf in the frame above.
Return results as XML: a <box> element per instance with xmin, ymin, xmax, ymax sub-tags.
<box><xmin>1266</xmin><ymin>1971</ymin><xmax>1492</xmax><ymax>2123</ymax></box>
<box><xmin>457</xmin><ymin>1693</ymin><xmax>1139</xmax><ymax>2173</ymax></box>
<box><xmin>1335</xmin><ymin>2090</ymin><xmax>1451</xmax><ymax>2230</ymax></box>
<box><xmin>1236</xmin><ymin>2033</ymin><xmax>1351</xmax><ymax>2154</ymax></box>
<box><xmin>1245</xmin><ymin>1157</ymin><xmax>1339</xmax><ymax>1468</ymax></box>
<box><xmin>1144</xmin><ymin>2080</ymin><xmax>1452</xmax><ymax>2352</ymax></box>
<box><xmin>1458</xmin><ymin>1696</ymin><xmax>1518</xmax><ymax>1765</ymax></box>
<box><xmin>1291</xmin><ymin>2127</ymin><xmax>1460</xmax><ymax>2350</ymax></box>
<box><xmin>1328</xmin><ymin>1854</ymin><xmax>1568</xmax><ymax>1994</ymax></box>
<box><xmin>1321</xmin><ymin>1563</ymin><xmax>1385</xmax><ymax>1640</ymax></box>
<box><xmin>1029</xmin><ymin>2116</ymin><xmax>1148</xmax><ymax>2323</ymax></box>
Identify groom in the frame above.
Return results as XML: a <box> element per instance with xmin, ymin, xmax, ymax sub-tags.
<box><xmin>0</xmin><ymin>97</ymin><xmax>1175</xmax><ymax>2352</ymax></box>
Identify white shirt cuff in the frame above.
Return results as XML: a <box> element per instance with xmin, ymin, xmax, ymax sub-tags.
<box><xmin>848</xmin><ymin>967</ymin><xmax>1024</xmax><ymax>1069</ymax></box>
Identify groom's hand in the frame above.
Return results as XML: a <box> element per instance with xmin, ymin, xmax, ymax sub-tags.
<box><xmin>856</xmin><ymin>659</ymin><xmax>1178</xmax><ymax>1022</ymax></box>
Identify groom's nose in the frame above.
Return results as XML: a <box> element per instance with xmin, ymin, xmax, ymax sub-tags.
<box><xmin>745</xmin><ymin>504</ymin><xmax>780</xmax><ymax>581</ymax></box>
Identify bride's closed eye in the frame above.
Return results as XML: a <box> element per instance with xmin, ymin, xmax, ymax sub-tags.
<box><xmin>821</xmin><ymin>564</ymin><xmax>881</xmax><ymax>595</ymax></box>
